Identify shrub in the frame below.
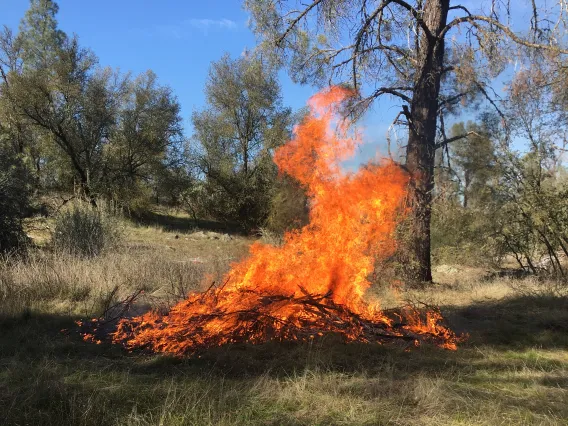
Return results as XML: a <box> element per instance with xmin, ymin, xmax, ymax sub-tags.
<box><xmin>0</xmin><ymin>149</ymin><xmax>31</xmax><ymax>253</ymax></box>
<box><xmin>52</xmin><ymin>202</ymin><xmax>121</xmax><ymax>257</ymax></box>
<box><xmin>431</xmin><ymin>199</ymin><xmax>501</xmax><ymax>267</ymax></box>
<box><xmin>265</xmin><ymin>176</ymin><xmax>309</xmax><ymax>235</ymax></box>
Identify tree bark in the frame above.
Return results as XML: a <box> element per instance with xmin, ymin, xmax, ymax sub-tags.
<box><xmin>405</xmin><ymin>0</ymin><xmax>450</xmax><ymax>283</ymax></box>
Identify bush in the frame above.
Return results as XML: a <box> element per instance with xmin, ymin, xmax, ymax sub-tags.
<box><xmin>431</xmin><ymin>199</ymin><xmax>501</xmax><ymax>267</ymax></box>
<box><xmin>52</xmin><ymin>203</ymin><xmax>121</xmax><ymax>257</ymax></box>
<box><xmin>265</xmin><ymin>176</ymin><xmax>309</xmax><ymax>235</ymax></box>
<box><xmin>0</xmin><ymin>149</ymin><xmax>31</xmax><ymax>253</ymax></box>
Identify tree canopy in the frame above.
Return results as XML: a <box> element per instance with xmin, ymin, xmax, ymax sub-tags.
<box><xmin>190</xmin><ymin>54</ymin><xmax>292</xmax><ymax>230</ymax></box>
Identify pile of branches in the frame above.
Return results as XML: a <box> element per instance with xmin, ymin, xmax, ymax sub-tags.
<box><xmin>77</xmin><ymin>286</ymin><xmax>458</xmax><ymax>356</ymax></box>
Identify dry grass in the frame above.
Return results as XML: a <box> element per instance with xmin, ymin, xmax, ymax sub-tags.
<box><xmin>0</xmin><ymin>218</ymin><xmax>567</xmax><ymax>425</ymax></box>
<box><xmin>2</xmin><ymin>216</ymin><xmax>250</xmax><ymax>319</ymax></box>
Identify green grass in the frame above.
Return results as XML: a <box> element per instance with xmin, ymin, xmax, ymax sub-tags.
<box><xmin>0</xmin><ymin>217</ymin><xmax>567</xmax><ymax>425</ymax></box>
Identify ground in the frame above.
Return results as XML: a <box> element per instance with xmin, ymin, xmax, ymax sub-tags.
<box><xmin>0</xmin><ymin>212</ymin><xmax>567</xmax><ymax>425</ymax></box>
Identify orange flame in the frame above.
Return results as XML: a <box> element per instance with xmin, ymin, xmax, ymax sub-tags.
<box><xmin>100</xmin><ymin>87</ymin><xmax>457</xmax><ymax>355</ymax></box>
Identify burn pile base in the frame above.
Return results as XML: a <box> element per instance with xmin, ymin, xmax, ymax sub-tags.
<box><xmin>78</xmin><ymin>286</ymin><xmax>458</xmax><ymax>356</ymax></box>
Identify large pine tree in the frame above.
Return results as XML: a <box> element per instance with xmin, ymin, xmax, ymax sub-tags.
<box><xmin>245</xmin><ymin>0</ymin><xmax>568</xmax><ymax>281</ymax></box>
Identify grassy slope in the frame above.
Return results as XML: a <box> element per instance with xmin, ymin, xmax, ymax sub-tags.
<box><xmin>0</xmin><ymin>215</ymin><xmax>567</xmax><ymax>425</ymax></box>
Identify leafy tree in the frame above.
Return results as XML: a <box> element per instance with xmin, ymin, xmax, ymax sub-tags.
<box><xmin>1</xmin><ymin>1</ymin><xmax>186</xmax><ymax>210</ymax></box>
<box><xmin>191</xmin><ymin>54</ymin><xmax>291</xmax><ymax>231</ymax></box>
<box><xmin>0</xmin><ymin>26</ymin><xmax>44</xmax><ymax>182</ymax></box>
<box><xmin>490</xmin><ymin>63</ymin><xmax>568</xmax><ymax>277</ymax></box>
<box><xmin>1</xmin><ymin>1</ymin><xmax>114</xmax><ymax>202</ymax></box>
<box><xmin>17</xmin><ymin>0</ymin><xmax>66</xmax><ymax>70</ymax></box>
<box><xmin>493</xmin><ymin>149</ymin><xmax>568</xmax><ymax>276</ymax></box>
<box><xmin>0</xmin><ymin>143</ymin><xmax>31</xmax><ymax>253</ymax></box>
<box><xmin>431</xmin><ymin>61</ymin><xmax>568</xmax><ymax>274</ymax></box>
<box><xmin>0</xmin><ymin>0</ymin><xmax>65</xmax><ymax>186</ymax></box>
<box><xmin>448</xmin><ymin>120</ymin><xmax>497</xmax><ymax>209</ymax></box>
<box><xmin>4</xmin><ymin>39</ymin><xmax>124</xmax><ymax>204</ymax></box>
<box><xmin>106</xmin><ymin>70</ymin><xmax>184</xmax><ymax>206</ymax></box>
<box><xmin>245</xmin><ymin>0</ymin><xmax>568</xmax><ymax>281</ymax></box>
<box><xmin>430</xmin><ymin>117</ymin><xmax>501</xmax><ymax>264</ymax></box>
<box><xmin>266</xmin><ymin>174</ymin><xmax>310</xmax><ymax>234</ymax></box>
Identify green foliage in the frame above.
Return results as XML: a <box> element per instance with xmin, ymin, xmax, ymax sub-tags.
<box><xmin>489</xmin><ymin>66</ymin><xmax>568</xmax><ymax>277</ymax></box>
<box><xmin>52</xmin><ymin>202</ymin><xmax>121</xmax><ymax>257</ymax></box>
<box><xmin>431</xmin><ymin>199</ymin><xmax>501</xmax><ymax>266</ymax></box>
<box><xmin>105</xmin><ymin>70</ymin><xmax>184</xmax><ymax>206</ymax></box>
<box><xmin>191</xmin><ymin>54</ymin><xmax>291</xmax><ymax>231</ymax></box>
<box><xmin>432</xmin><ymin>113</ymin><xmax>568</xmax><ymax>275</ymax></box>
<box><xmin>0</xmin><ymin>147</ymin><xmax>31</xmax><ymax>253</ymax></box>
<box><xmin>17</xmin><ymin>0</ymin><xmax>67</xmax><ymax>70</ymax></box>
<box><xmin>431</xmin><ymin>120</ymin><xmax>502</xmax><ymax>266</ymax></box>
<box><xmin>194</xmin><ymin>167</ymin><xmax>276</xmax><ymax>231</ymax></box>
<box><xmin>493</xmin><ymin>153</ymin><xmax>568</xmax><ymax>276</ymax></box>
<box><xmin>265</xmin><ymin>175</ymin><xmax>309</xmax><ymax>234</ymax></box>
<box><xmin>449</xmin><ymin>121</ymin><xmax>498</xmax><ymax>208</ymax></box>
<box><xmin>0</xmin><ymin>2</ymin><xmax>186</xmax><ymax>210</ymax></box>
<box><xmin>4</xmin><ymin>28</ymin><xmax>119</xmax><ymax>202</ymax></box>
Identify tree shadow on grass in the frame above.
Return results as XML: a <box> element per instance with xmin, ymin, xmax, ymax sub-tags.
<box><xmin>443</xmin><ymin>293</ymin><xmax>568</xmax><ymax>350</ymax></box>
<box><xmin>2</xmin><ymin>293</ymin><xmax>567</xmax><ymax>376</ymax></box>
<box><xmin>1</xmin><ymin>294</ymin><xmax>567</xmax><ymax>424</ymax></box>
<box><xmin>130</xmin><ymin>210</ymin><xmax>246</xmax><ymax>236</ymax></box>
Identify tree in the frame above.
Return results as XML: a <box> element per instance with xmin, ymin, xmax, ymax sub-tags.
<box><xmin>1</xmin><ymin>0</ymin><xmax>186</xmax><ymax>209</ymax></box>
<box><xmin>1</xmin><ymin>0</ymin><xmax>189</xmax><ymax>212</ymax></box>
<box><xmin>0</xmin><ymin>22</ymin><xmax>46</xmax><ymax>182</ymax></box>
<box><xmin>17</xmin><ymin>0</ymin><xmax>66</xmax><ymax>70</ymax></box>
<box><xmin>430</xmin><ymin>116</ymin><xmax>502</xmax><ymax>266</ymax></box>
<box><xmin>191</xmin><ymin>54</ymin><xmax>291</xmax><ymax>230</ymax></box>
<box><xmin>0</xmin><ymin>143</ymin><xmax>31</xmax><ymax>253</ymax></box>
<box><xmin>4</xmin><ymin>38</ymin><xmax>125</xmax><ymax>204</ymax></box>
<box><xmin>0</xmin><ymin>0</ymin><xmax>96</xmax><ymax>198</ymax></box>
<box><xmin>245</xmin><ymin>0</ymin><xmax>568</xmax><ymax>281</ymax></box>
<box><xmin>2</xmin><ymin>0</ymin><xmax>66</xmax><ymax>183</ymax></box>
<box><xmin>106</xmin><ymin>70</ymin><xmax>184</xmax><ymax>205</ymax></box>
<box><xmin>448</xmin><ymin>120</ymin><xmax>497</xmax><ymax>209</ymax></box>
<box><xmin>490</xmin><ymin>59</ymin><xmax>568</xmax><ymax>276</ymax></box>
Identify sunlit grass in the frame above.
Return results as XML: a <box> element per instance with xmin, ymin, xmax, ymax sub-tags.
<box><xmin>0</xmin><ymin>219</ymin><xmax>567</xmax><ymax>425</ymax></box>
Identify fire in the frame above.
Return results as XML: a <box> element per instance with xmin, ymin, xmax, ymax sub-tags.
<box><xmin>84</xmin><ymin>87</ymin><xmax>458</xmax><ymax>355</ymax></box>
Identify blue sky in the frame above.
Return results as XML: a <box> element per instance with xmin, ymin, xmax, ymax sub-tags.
<box><xmin>1</xmin><ymin>1</ymin><xmax>539</xmax><ymax>166</ymax></box>
<box><xmin>2</xmin><ymin>0</ymin><xmax>400</xmax><ymax>166</ymax></box>
<box><xmin>2</xmin><ymin>2</ymin><xmax>313</xmax><ymax>114</ymax></box>
<box><xmin>2</xmin><ymin>1</ymin><xmax>314</xmax><ymax>112</ymax></box>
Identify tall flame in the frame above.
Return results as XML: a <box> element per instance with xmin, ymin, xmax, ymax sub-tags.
<box><xmin>102</xmin><ymin>87</ymin><xmax>457</xmax><ymax>355</ymax></box>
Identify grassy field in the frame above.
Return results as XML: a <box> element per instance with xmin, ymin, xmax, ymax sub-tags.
<box><xmin>1</xmin><ymin>214</ymin><xmax>567</xmax><ymax>425</ymax></box>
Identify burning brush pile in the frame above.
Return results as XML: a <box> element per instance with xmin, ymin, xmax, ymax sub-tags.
<box><xmin>79</xmin><ymin>87</ymin><xmax>458</xmax><ymax>356</ymax></box>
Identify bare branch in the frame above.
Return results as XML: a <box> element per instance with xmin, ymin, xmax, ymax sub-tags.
<box><xmin>434</xmin><ymin>131</ymin><xmax>480</xmax><ymax>150</ymax></box>
<box><xmin>449</xmin><ymin>5</ymin><xmax>472</xmax><ymax>16</ymax></box>
<box><xmin>353</xmin><ymin>1</ymin><xmax>393</xmax><ymax>91</ymax></box>
<box><xmin>390</xmin><ymin>0</ymin><xmax>433</xmax><ymax>39</ymax></box>
<box><xmin>440</xmin><ymin>14</ymin><xmax>568</xmax><ymax>54</ymax></box>
<box><xmin>368</xmin><ymin>86</ymin><xmax>413</xmax><ymax>104</ymax></box>
<box><xmin>276</xmin><ymin>0</ymin><xmax>324</xmax><ymax>47</ymax></box>
<box><xmin>386</xmin><ymin>111</ymin><xmax>406</xmax><ymax>160</ymax></box>
<box><xmin>437</xmin><ymin>91</ymin><xmax>472</xmax><ymax>111</ymax></box>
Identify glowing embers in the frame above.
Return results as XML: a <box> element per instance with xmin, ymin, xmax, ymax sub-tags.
<box><xmin>106</xmin><ymin>288</ymin><xmax>456</xmax><ymax>356</ymax></box>
<box><xmin>80</xmin><ymin>87</ymin><xmax>458</xmax><ymax>355</ymax></box>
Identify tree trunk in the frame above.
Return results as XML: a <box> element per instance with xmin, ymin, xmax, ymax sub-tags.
<box><xmin>463</xmin><ymin>170</ymin><xmax>470</xmax><ymax>208</ymax></box>
<box><xmin>75</xmin><ymin>166</ymin><xmax>97</xmax><ymax>207</ymax></box>
<box><xmin>404</xmin><ymin>0</ymin><xmax>450</xmax><ymax>283</ymax></box>
<box><xmin>82</xmin><ymin>180</ymin><xmax>98</xmax><ymax>207</ymax></box>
